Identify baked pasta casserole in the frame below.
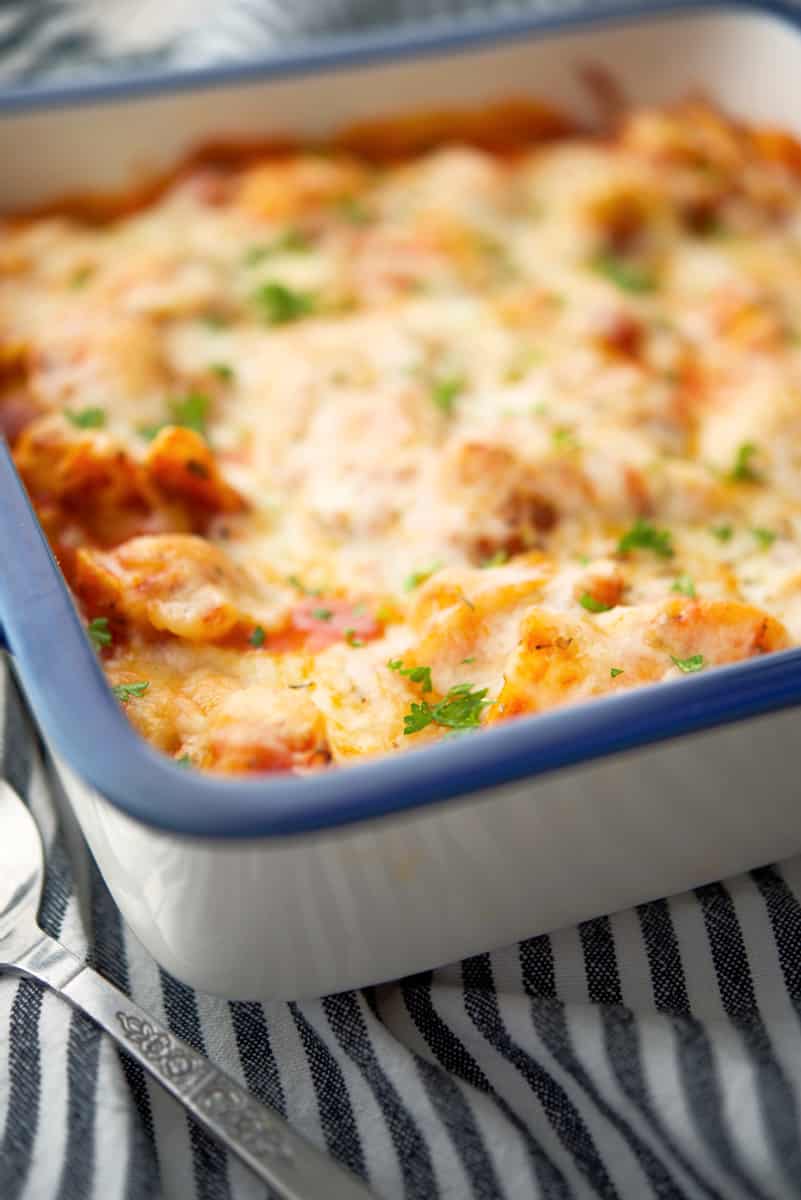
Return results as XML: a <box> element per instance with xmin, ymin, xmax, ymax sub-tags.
<box><xmin>4</xmin><ymin>100</ymin><xmax>801</xmax><ymax>774</ymax></box>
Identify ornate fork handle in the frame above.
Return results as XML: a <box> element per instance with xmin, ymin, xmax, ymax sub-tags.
<box><xmin>14</xmin><ymin>934</ymin><xmax>373</xmax><ymax>1200</ymax></box>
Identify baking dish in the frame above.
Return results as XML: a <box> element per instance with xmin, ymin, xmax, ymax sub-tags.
<box><xmin>4</xmin><ymin>0</ymin><xmax>801</xmax><ymax>999</ymax></box>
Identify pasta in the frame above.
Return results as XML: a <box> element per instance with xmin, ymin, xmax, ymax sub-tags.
<box><xmin>4</xmin><ymin>100</ymin><xmax>801</xmax><ymax>773</ymax></box>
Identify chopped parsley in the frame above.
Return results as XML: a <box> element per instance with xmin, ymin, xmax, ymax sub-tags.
<box><xmin>430</xmin><ymin>374</ymin><xmax>465</xmax><ymax>416</ymax></box>
<box><xmin>345</xmin><ymin>629</ymin><xmax>364</xmax><ymax>648</ymax></box>
<box><xmin>176</xmin><ymin>755</ymin><xmax>192</xmax><ymax>768</ymax></box>
<box><xmin>388</xmin><ymin>659</ymin><xmax>433</xmax><ymax>693</ymax></box>
<box><xmin>87</xmin><ymin>617</ymin><xmax>112</xmax><ymax>649</ymax></box>
<box><xmin>200</xmin><ymin>312</ymin><xmax>228</xmax><ymax>329</ymax></box>
<box><xmin>404</xmin><ymin>702</ymin><xmax>437</xmax><ymax>735</ymax></box>
<box><xmin>139</xmin><ymin>391</ymin><xmax>210</xmax><ymax>441</ymax></box>
<box><xmin>311</xmin><ymin>607</ymin><xmax>333</xmax><ymax>622</ymax></box>
<box><xmin>579</xmin><ymin>592</ymin><xmax>613</xmax><ymax>613</ymax></box>
<box><xmin>552</xmin><ymin>427</ymin><xmax>580</xmax><ymax>451</ymax></box>
<box><xmin>65</xmin><ymin>407</ymin><xmax>105</xmax><ymax>429</ymax></box>
<box><xmin>69</xmin><ymin>265</ymin><xmax>94</xmax><ymax>289</ymax></box>
<box><xmin>173</xmin><ymin>392</ymin><xmax>210</xmax><ymax>436</ymax></box>
<box><xmin>670</xmin><ymin>654</ymin><xmax>705</xmax><ymax>674</ymax></box>
<box><xmin>337</xmin><ymin>196</ymin><xmax>372</xmax><ymax>225</ymax></box>
<box><xmin>404</xmin><ymin>562</ymin><xmax>442</xmax><ymax>591</ymax></box>
<box><xmin>671</xmin><ymin>573</ymin><xmax>696</xmax><ymax>597</ymax></box>
<box><xmin>254</xmin><ymin>281</ymin><xmax>316</xmax><ymax>325</ymax></box>
<box><xmin>210</xmin><ymin>362</ymin><xmax>234</xmax><ymax>382</ymax></box>
<box><xmin>480</xmin><ymin>550</ymin><xmax>508</xmax><ymax>568</ymax></box>
<box><xmin>403</xmin><ymin>682</ymin><xmax>492</xmax><ymax>736</ymax></box>
<box><xmin>752</xmin><ymin>527</ymin><xmax>776</xmax><ymax>550</ymax></box>
<box><xmin>243</xmin><ymin>229</ymin><xmax>311</xmax><ymax>264</ymax></box>
<box><xmin>710</xmin><ymin>523</ymin><xmax>733</xmax><ymax>542</ymax></box>
<box><xmin>730</xmin><ymin>441</ymin><xmax>760</xmax><ymax>483</ymax></box>
<box><xmin>610</xmin><ymin>667</ymin><xmax>624</xmax><ymax>678</ymax></box>
<box><xmin>287</xmin><ymin>574</ymin><xmax>322</xmax><ymax>597</ymax></box>
<box><xmin>112</xmin><ymin>681</ymin><xmax>150</xmax><ymax>702</ymax></box>
<box><xmin>244</xmin><ymin>245</ymin><xmax>269</xmax><ymax>267</ymax></box>
<box><xmin>461</xmin><ymin>656</ymin><xmax>476</xmax><ymax>664</ymax></box>
<box><xmin>249</xmin><ymin>625</ymin><xmax>266</xmax><ymax>647</ymax></box>
<box><xmin>592</xmin><ymin>251</ymin><xmax>657</xmax><ymax>294</ymax></box>
<box><xmin>618</xmin><ymin>519</ymin><xmax>674</xmax><ymax>558</ymax></box>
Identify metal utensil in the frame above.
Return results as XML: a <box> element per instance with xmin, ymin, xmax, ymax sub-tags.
<box><xmin>0</xmin><ymin>780</ymin><xmax>373</xmax><ymax>1200</ymax></box>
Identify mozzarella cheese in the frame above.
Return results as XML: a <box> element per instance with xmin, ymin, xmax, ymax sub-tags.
<box><xmin>4</xmin><ymin>101</ymin><xmax>801</xmax><ymax>773</ymax></box>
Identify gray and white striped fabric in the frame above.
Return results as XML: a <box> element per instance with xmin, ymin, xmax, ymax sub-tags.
<box><xmin>0</xmin><ymin>0</ymin><xmax>658</xmax><ymax>81</ymax></box>
<box><xmin>4</xmin><ymin>2</ymin><xmax>801</xmax><ymax>1196</ymax></box>
<box><xmin>4</xmin><ymin>653</ymin><xmax>801</xmax><ymax>1200</ymax></box>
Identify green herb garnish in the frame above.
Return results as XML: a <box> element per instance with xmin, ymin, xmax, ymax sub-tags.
<box><xmin>404</xmin><ymin>562</ymin><xmax>442</xmax><ymax>591</ymax></box>
<box><xmin>172</xmin><ymin>392</ymin><xmax>210</xmax><ymax>436</ymax></box>
<box><xmin>65</xmin><ymin>407</ymin><xmax>105</xmax><ymax>429</ymax></box>
<box><xmin>345</xmin><ymin>629</ymin><xmax>364</xmax><ymax>648</ymax></box>
<box><xmin>710</xmin><ymin>523</ymin><xmax>733</xmax><ymax>542</ymax></box>
<box><xmin>592</xmin><ymin>252</ymin><xmax>657</xmax><ymax>294</ymax></box>
<box><xmin>243</xmin><ymin>229</ymin><xmax>311</xmax><ymax>265</ymax></box>
<box><xmin>337</xmin><ymin>197</ymin><xmax>372</xmax><ymax>225</ymax></box>
<box><xmin>671</xmin><ymin>573</ymin><xmax>696</xmax><ymax>597</ymax></box>
<box><xmin>88</xmin><ymin>617</ymin><xmax>112</xmax><ymax>649</ymax></box>
<box><xmin>112</xmin><ymin>681</ymin><xmax>150</xmax><ymax>703</ymax></box>
<box><xmin>730</xmin><ymin>442</ymin><xmax>760</xmax><ymax>483</ymax></box>
<box><xmin>139</xmin><ymin>391</ymin><xmax>211</xmax><ymax>441</ymax></box>
<box><xmin>254</xmin><ymin>281</ymin><xmax>316</xmax><ymax>325</ymax></box>
<box><xmin>670</xmin><ymin>654</ymin><xmax>705</xmax><ymax>674</ymax></box>
<box><xmin>610</xmin><ymin>667</ymin><xmax>624</xmax><ymax>678</ymax></box>
<box><xmin>552</xmin><ymin>428</ymin><xmax>580</xmax><ymax>451</ymax></box>
<box><xmin>137</xmin><ymin>424</ymin><xmax>163</xmax><ymax>441</ymax></box>
<box><xmin>69</xmin><ymin>265</ymin><xmax>94</xmax><ymax>289</ymax></box>
<box><xmin>287</xmin><ymin>574</ymin><xmax>322</xmax><ymax>597</ymax></box>
<box><xmin>200</xmin><ymin>312</ymin><xmax>228</xmax><ymax>329</ymax></box>
<box><xmin>388</xmin><ymin>659</ymin><xmax>433</xmax><ymax>693</ymax></box>
<box><xmin>176</xmin><ymin>755</ymin><xmax>192</xmax><ymax>768</ymax></box>
<box><xmin>579</xmin><ymin>592</ymin><xmax>613</xmax><ymax>613</ymax></box>
<box><xmin>618</xmin><ymin>519</ymin><xmax>674</xmax><ymax>558</ymax></box>
<box><xmin>210</xmin><ymin>362</ymin><xmax>234</xmax><ymax>382</ymax></box>
<box><xmin>402</xmin><ymin>682</ymin><xmax>492</xmax><ymax>736</ymax></box>
<box><xmin>481</xmin><ymin>550</ymin><xmax>508</xmax><ymax>568</ymax></box>
<box><xmin>311</xmin><ymin>607</ymin><xmax>333</xmax><ymax>622</ymax></box>
<box><xmin>404</xmin><ymin>702</ymin><xmax>436</xmax><ymax>735</ymax></box>
<box><xmin>430</xmin><ymin>375</ymin><xmax>465</xmax><ymax>416</ymax></box>
<box><xmin>250</xmin><ymin>626</ymin><xmax>266</xmax><ymax>648</ymax></box>
<box><xmin>751</xmin><ymin>527</ymin><xmax>776</xmax><ymax>550</ymax></box>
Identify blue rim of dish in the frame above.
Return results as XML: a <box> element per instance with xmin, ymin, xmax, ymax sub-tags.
<box><xmin>3</xmin><ymin>0</ymin><xmax>801</xmax><ymax>839</ymax></box>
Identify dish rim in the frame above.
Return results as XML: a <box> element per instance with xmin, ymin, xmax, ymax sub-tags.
<box><xmin>3</xmin><ymin>0</ymin><xmax>801</xmax><ymax>839</ymax></box>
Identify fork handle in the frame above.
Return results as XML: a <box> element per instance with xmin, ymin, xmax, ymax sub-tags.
<box><xmin>15</xmin><ymin>934</ymin><xmax>373</xmax><ymax>1200</ymax></box>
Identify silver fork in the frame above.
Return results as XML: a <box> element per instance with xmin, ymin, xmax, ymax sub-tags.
<box><xmin>0</xmin><ymin>780</ymin><xmax>374</xmax><ymax>1200</ymax></box>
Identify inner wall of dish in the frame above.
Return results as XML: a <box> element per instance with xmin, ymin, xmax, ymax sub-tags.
<box><xmin>2</xmin><ymin>9</ymin><xmax>801</xmax><ymax>208</ymax></box>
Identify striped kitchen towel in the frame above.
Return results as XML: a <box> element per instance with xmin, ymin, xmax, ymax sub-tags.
<box><xmin>4</xmin><ymin>653</ymin><xmax>801</xmax><ymax>1200</ymax></box>
<box><xmin>0</xmin><ymin>0</ymin><xmax>662</xmax><ymax>81</ymax></box>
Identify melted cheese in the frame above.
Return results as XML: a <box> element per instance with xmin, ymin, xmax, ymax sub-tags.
<box><xmin>5</xmin><ymin>101</ymin><xmax>801</xmax><ymax>773</ymax></box>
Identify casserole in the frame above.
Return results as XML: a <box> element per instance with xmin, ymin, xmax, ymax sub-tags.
<box><xmin>4</xmin><ymin>0</ymin><xmax>801</xmax><ymax>998</ymax></box>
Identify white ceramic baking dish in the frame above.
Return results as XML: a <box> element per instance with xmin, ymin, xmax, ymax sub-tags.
<box><xmin>3</xmin><ymin>0</ymin><xmax>801</xmax><ymax>999</ymax></box>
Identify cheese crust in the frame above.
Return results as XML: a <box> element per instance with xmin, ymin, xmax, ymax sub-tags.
<box><xmin>4</xmin><ymin>100</ymin><xmax>801</xmax><ymax>773</ymax></box>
